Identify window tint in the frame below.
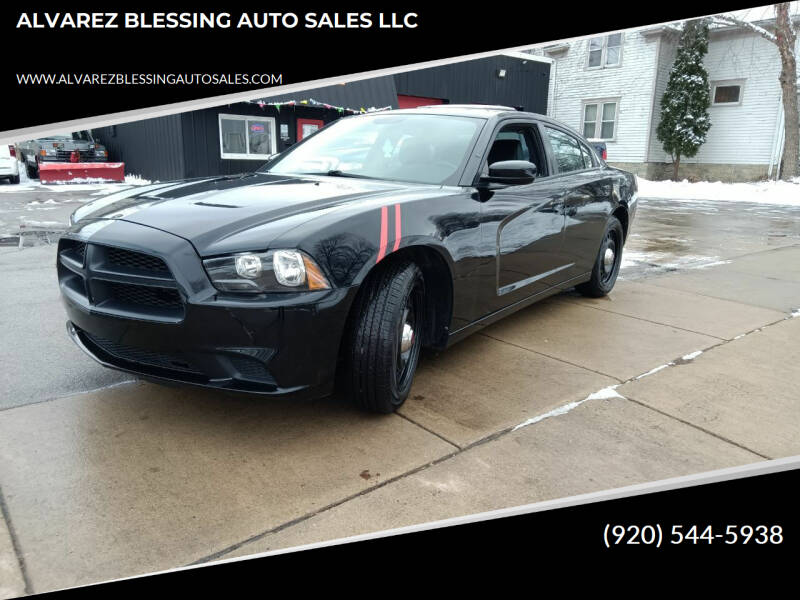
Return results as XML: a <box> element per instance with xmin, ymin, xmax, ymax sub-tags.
<box><xmin>545</xmin><ymin>127</ymin><xmax>585</xmax><ymax>173</ymax></box>
<box><xmin>485</xmin><ymin>124</ymin><xmax>546</xmax><ymax>177</ymax></box>
<box><xmin>266</xmin><ymin>114</ymin><xmax>482</xmax><ymax>185</ymax></box>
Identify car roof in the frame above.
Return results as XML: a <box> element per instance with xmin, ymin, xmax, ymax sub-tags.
<box><xmin>376</xmin><ymin>104</ymin><xmax>564</xmax><ymax>126</ymax></box>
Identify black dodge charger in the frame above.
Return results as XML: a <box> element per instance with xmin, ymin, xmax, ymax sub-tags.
<box><xmin>58</xmin><ymin>105</ymin><xmax>637</xmax><ymax>413</ymax></box>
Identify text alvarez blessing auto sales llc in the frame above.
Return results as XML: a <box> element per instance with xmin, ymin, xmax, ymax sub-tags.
<box><xmin>16</xmin><ymin>12</ymin><xmax>419</xmax><ymax>30</ymax></box>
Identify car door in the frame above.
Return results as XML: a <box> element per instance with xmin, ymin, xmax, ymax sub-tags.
<box><xmin>541</xmin><ymin>126</ymin><xmax>612</xmax><ymax>281</ymax></box>
<box><xmin>478</xmin><ymin>120</ymin><xmax>570</xmax><ymax>313</ymax></box>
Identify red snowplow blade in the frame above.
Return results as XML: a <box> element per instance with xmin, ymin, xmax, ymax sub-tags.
<box><xmin>39</xmin><ymin>162</ymin><xmax>125</xmax><ymax>183</ymax></box>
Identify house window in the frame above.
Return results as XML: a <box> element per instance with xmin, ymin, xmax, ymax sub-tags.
<box><xmin>582</xmin><ymin>100</ymin><xmax>618</xmax><ymax>140</ymax></box>
<box><xmin>712</xmin><ymin>80</ymin><xmax>744</xmax><ymax>105</ymax></box>
<box><xmin>219</xmin><ymin>114</ymin><xmax>277</xmax><ymax>159</ymax></box>
<box><xmin>587</xmin><ymin>33</ymin><xmax>623</xmax><ymax>68</ymax></box>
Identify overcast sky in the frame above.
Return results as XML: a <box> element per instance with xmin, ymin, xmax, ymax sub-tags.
<box><xmin>726</xmin><ymin>2</ymin><xmax>799</xmax><ymax>21</ymax></box>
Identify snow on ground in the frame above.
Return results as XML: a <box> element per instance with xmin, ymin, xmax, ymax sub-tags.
<box><xmin>0</xmin><ymin>159</ymin><xmax>151</xmax><ymax>194</ymax></box>
<box><xmin>620</xmin><ymin>248</ymin><xmax>730</xmax><ymax>273</ymax></box>
<box><xmin>637</xmin><ymin>177</ymin><xmax>800</xmax><ymax>206</ymax></box>
<box><xmin>512</xmin><ymin>385</ymin><xmax>625</xmax><ymax>431</ymax></box>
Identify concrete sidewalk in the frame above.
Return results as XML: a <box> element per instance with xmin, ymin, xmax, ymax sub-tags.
<box><xmin>0</xmin><ymin>241</ymin><xmax>798</xmax><ymax>594</ymax></box>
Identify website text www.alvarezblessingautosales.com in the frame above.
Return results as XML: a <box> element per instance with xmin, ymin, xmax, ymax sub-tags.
<box><xmin>15</xmin><ymin>72</ymin><xmax>284</xmax><ymax>86</ymax></box>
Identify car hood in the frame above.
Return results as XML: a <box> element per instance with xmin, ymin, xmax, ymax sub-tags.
<box><xmin>71</xmin><ymin>172</ymin><xmax>429</xmax><ymax>256</ymax></box>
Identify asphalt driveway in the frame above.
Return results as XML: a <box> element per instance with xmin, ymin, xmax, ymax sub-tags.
<box><xmin>1</xmin><ymin>190</ymin><xmax>799</xmax><ymax>596</ymax></box>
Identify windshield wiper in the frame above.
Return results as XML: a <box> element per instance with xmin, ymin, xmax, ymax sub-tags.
<box><xmin>302</xmin><ymin>170</ymin><xmax>374</xmax><ymax>179</ymax></box>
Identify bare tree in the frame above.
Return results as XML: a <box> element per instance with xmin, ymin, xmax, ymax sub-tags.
<box><xmin>714</xmin><ymin>4</ymin><xmax>798</xmax><ymax>180</ymax></box>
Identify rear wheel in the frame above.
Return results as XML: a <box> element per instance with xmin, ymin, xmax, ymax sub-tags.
<box><xmin>9</xmin><ymin>175</ymin><xmax>19</xmax><ymax>185</ymax></box>
<box><xmin>577</xmin><ymin>216</ymin><xmax>623</xmax><ymax>297</ymax></box>
<box><xmin>26</xmin><ymin>158</ymin><xmax>38</xmax><ymax>179</ymax></box>
<box><xmin>342</xmin><ymin>260</ymin><xmax>424</xmax><ymax>413</ymax></box>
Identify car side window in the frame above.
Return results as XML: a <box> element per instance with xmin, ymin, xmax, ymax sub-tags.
<box><xmin>544</xmin><ymin>127</ymin><xmax>586</xmax><ymax>174</ymax></box>
<box><xmin>580</xmin><ymin>143</ymin><xmax>595</xmax><ymax>169</ymax></box>
<box><xmin>484</xmin><ymin>123</ymin><xmax>547</xmax><ymax>177</ymax></box>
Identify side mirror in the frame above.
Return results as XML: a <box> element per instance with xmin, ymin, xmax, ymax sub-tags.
<box><xmin>480</xmin><ymin>160</ymin><xmax>537</xmax><ymax>186</ymax></box>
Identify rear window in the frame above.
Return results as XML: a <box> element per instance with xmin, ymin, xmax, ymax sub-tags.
<box><xmin>544</xmin><ymin>127</ymin><xmax>586</xmax><ymax>173</ymax></box>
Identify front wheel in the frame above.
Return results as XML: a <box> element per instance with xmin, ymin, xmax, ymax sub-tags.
<box><xmin>577</xmin><ymin>216</ymin><xmax>624</xmax><ymax>297</ymax></box>
<box><xmin>342</xmin><ymin>260</ymin><xmax>425</xmax><ymax>413</ymax></box>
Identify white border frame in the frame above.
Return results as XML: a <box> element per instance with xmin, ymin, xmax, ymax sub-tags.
<box><xmin>711</xmin><ymin>78</ymin><xmax>745</xmax><ymax>107</ymax></box>
<box><xmin>218</xmin><ymin>113</ymin><xmax>277</xmax><ymax>160</ymax></box>
<box><xmin>580</xmin><ymin>97</ymin><xmax>620</xmax><ymax>141</ymax></box>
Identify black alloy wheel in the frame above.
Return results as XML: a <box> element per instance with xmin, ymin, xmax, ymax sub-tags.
<box><xmin>577</xmin><ymin>216</ymin><xmax>623</xmax><ymax>297</ymax></box>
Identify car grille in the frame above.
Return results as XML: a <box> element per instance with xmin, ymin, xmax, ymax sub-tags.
<box><xmin>59</xmin><ymin>238</ymin><xmax>87</xmax><ymax>265</ymax></box>
<box><xmin>57</xmin><ymin>240</ymin><xmax>184</xmax><ymax>322</ymax></box>
<box><xmin>54</xmin><ymin>149</ymin><xmax>98</xmax><ymax>161</ymax></box>
<box><xmin>83</xmin><ymin>331</ymin><xmax>203</xmax><ymax>375</ymax></box>
<box><xmin>105</xmin><ymin>281</ymin><xmax>182</xmax><ymax>310</ymax></box>
<box><xmin>107</xmin><ymin>247</ymin><xmax>170</xmax><ymax>275</ymax></box>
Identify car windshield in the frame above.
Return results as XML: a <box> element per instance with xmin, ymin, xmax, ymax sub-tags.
<box><xmin>261</xmin><ymin>113</ymin><xmax>484</xmax><ymax>185</ymax></box>
<box><xmin>38</xmin><ymin>132</ymin><xmax>92</xmax><ymax>142</ymax></box>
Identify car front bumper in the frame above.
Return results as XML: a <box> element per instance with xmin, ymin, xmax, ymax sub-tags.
<box><xmin>59</xmin><ymin>219</ymin><xmax>357</xmax><ymax>398</ymax></box>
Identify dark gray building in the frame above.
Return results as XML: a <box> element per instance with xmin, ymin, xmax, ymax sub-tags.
<box><xmin>94</xmin><ymin>52</ymin><xmax>552</xmax><ymax>182</ymax></box>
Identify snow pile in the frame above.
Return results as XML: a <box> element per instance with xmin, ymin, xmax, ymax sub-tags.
<box><xmin>18</xmin><ymin>219</ymin><xmax>66</xmax><ymax>229</ymax></box>
<box><xmin>637</xmin><ymin>177</ymin><xmax>800</xmax><ymax>206</ymax></box>
<box><xmin>125</xmin><ymin>174</ymin><xmax>152</xmax><ymax>185</ymax></box>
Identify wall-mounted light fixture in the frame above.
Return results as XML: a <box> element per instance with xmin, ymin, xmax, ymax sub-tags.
<box><xmin>497</xmin><ymin>69</ymin><xmax>507</xmax><ymax>79</ymax></box>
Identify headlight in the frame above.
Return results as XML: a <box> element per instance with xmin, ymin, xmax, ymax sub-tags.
<box><xmin>203</xmin><ymin>249</ymin><xmax>331</xmax><ymax>293</ymax></box>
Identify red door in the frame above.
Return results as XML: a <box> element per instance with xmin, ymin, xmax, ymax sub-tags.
<box><xmin>297</xmin><ymin>118</ymin><xmax>324</xmax><ymax>141</ymax></box>
<box><xmin>397</xmin><ymin>95</ymin><xmax>445</xmax><ymax>109</ymax></box>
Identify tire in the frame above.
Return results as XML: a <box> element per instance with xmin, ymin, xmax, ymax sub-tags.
<box><xmin>26</xmin><ymin>159</ymin><xmax>38</xmax><ymax>180</ymax></box>
<box><xmin>342</xmin><ymin>259</ymin><xmax>425</xmax><ymax>413</ymax></box>
<box><xmin>10</xmin><ymin>175</ymin><xmax>19</xmax><ymax>185</ymax></box>
<box><xmin>577</xmin><ymin>216</ymin><xmax>624</xmax><ymax>298</ymax></box>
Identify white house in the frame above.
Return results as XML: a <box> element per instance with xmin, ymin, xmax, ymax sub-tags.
<box><xmin>526</xmin><ymin>16</ymin><xmax>800</xmax><ymax>181</ymax></box>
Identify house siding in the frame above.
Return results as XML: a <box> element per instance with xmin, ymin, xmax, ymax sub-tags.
<box><xmin>540</xmin><ymin>31</ymin><xmax>661</xmax><ymax>163</ymax></box>
<box><xmin>537</xmin><ymin>22</ymin><xmax>800</xmax><ymax>181</ymax></box>
<box><xmin>647</xmin><ymin>34</ymin><xmax>679</xmax><ymax>163</ymax></box>
<box><xmin>682</xmin><ymin>29</ymin><xmax>788</xmax><ymax>167</ymax></box>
